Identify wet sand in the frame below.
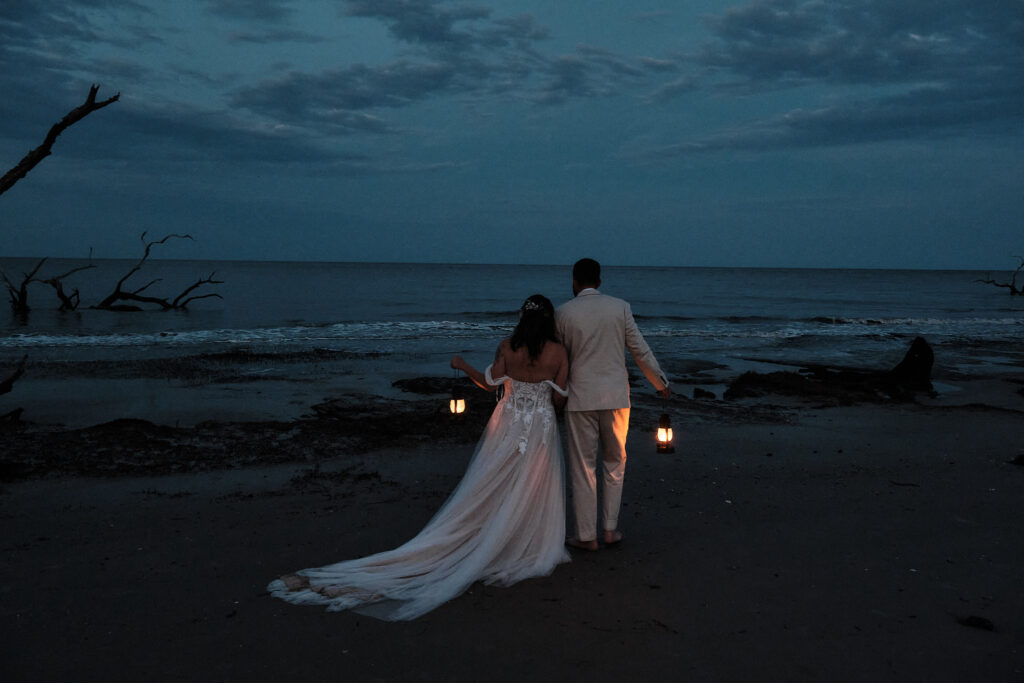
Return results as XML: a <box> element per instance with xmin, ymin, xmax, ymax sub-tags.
<box><xmin>1</xmin><ymin>364</ymin><xmax>1023</xmax><ymax>681</ymax></box>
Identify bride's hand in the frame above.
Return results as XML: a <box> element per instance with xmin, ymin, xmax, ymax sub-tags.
<box><xmin>450</xmin><ymin>354</ymin><xmax>466</xmax><ymax>371</ymax></box>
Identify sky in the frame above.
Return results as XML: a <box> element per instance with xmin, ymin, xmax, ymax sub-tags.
<box><xmin>1</xmin><ymin>0</ymin><xmax>1022</xmax><ymax>269</ymax></box>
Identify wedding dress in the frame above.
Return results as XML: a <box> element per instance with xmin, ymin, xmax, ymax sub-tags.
<box><xmin>267</xmin><ymin>366</ymin><xmax>570</xmax><ymax>621</ymax></box>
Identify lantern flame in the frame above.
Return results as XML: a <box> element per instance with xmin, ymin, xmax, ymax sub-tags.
<box><xmin>450</xmin><ymin>398</ymin><xmax>466</xmax><ymax>414</ymax></box>
<box><xmin>656</xmin><ymin>413</ymin><xmax>675</xmax><ymax>453</ymax></box>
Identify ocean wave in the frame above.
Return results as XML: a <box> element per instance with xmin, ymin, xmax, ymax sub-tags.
<box><xmin>2</xmin><ymin>315</ymin><xmax>1019</xmax><ymax>351</ymax></box>
<box><xmin>801</xmin><ymin>316</ymin><xmax>1023</xmax><ymax>327</ymax></box>
<box><xmin>0</xmin><ymin>320</ymin><xmax>508</xmax><ymax>349</ymax></box>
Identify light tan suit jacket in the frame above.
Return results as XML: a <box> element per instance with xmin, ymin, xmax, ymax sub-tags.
<box><xmin>555</xmin><ymin>289</ymin><xmax>668</xmax><ymax>411</ymax></box>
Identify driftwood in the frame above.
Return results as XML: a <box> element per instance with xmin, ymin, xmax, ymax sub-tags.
<box><xmin>0</xmin><ymin>85</ymin><xmax>119</xmax><ymax>197</ymax></box>
<box><xmin>1</xmin><ymin>258</ymin><xmax>47</xmax><ymax>314</ymax></box>
<box><xmin>1</xmin><ymin>355</ymin><xmax>27</xmax><ymax>421</ymax></box>
<box><xmin>725</xmin><ymin>337</ymin><xmax>936</xmax><ymax>404</ymax></box>
<box><xmin>93</xmin><ymin>232</ymin><xmax>223</xmax><ymax>311</ymax></box>
<box><xmin>0</xmin><ymin>355</ymin><xmax>27</xmax><ymax>396</ymax></box>
<box><xmin>975</xmin><ymin>257</ymin><xmax>1024</xmax><ymax>296</ymax></box>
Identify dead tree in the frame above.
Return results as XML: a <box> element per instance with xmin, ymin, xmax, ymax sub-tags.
<box><xmin>41</xmin><ymin>259</ymin><xmax>96</xmax><ymax>311</ymax></box>
<box><xmin>93</xmin><ymin>232</ymin><xmax>223</xmax><ymax>311</ymax></box>
<box><xmin>0</xmin><ymin>85</ymin><xmax>120</xmax><ymax>198</ymax></box>
<box><xmin>975</xmin><ymin>257</ymin><xmax>1024</xmax><ymax>296</ymax></box>
<box><xmin>1</xmin><ymin>258</ymin><xmax>47</xmax><ymax>314</ymax></box>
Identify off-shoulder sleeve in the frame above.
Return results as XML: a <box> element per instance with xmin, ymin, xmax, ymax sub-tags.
<box><xmin>484</xmin><ymin>364</ymin><xmax>507</xmax><ymax>386</ymax></box>
<box><xmin>546</xmin><ymin>381</ymin><xmax>569</xmax><ymax>397</ymax></box>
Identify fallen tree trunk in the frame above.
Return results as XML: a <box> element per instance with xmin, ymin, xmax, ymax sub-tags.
<box><xmin>725</xmin><ymin>337</ymin><xmax>936</xmax><ymax>404</ymax></box>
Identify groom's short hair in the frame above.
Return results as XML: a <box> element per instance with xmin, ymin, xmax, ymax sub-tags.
<box><xmin>573</xmin><ymin>258</ymin><xmax>601</xmax><ymax>287</ymax></box>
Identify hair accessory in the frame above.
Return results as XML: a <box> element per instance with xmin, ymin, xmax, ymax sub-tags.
<box><xmin>522</xmin><ymin>300</ymin><xmax>541</xmax><ymax>312</ymax></box>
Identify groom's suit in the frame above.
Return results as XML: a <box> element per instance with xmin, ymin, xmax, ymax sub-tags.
<box><xmin>555</xmin><ymin>288</ymin><xmax>668</xmax><ymax>542</ymax></box>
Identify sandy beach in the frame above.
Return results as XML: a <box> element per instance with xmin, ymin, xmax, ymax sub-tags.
<box><xmin>2</xmin><ymin>358</ymin><xmax>1023</xmax><ymax>682</ymax></box>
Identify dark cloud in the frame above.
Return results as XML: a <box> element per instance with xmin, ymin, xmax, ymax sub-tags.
<box><xmin>88</xmin><ymin>102</ymin><xmax>367</xmax><ymax>165</ymax></box>
<box><xmin>344</xmin><ymin>0</ymin><xmax>491</xmax><ymax>46</ymax></box>
<box><xmin>639</xmin><ymin>57</ymin><xmax>679</xmax><ymax>72</ymax></box>
<box><xmin>702</xmin><ymin>0</ymin><xmax>1021</xmax><ymax>87</ymax></box>
<box><xmin>536</xmin><ymin>56</ymin><xmax>594</xmax><ymax>104</ymax></box>
<box><xmin>644</xmin><ymin>76</ymin><xmax>696</xmax><ymax>103</ymax></box>
<box><xmin>576</xmin><ymin>45</ymin><xmax>645</xmax><ymax>78</ymax></box>
<box><xmin>200</xmin><ymin>0</ymin><xmax>294</xmax><ymax>22</ymax></box>
<box><xmin>644</xmin><ymin>0</ymin><xmax>1024</xmax><ymax>152</ymax></box>
<box><xmin>700</xmin><ymin>0</ymin><xmax>1024</xmax><ymax>85</ymax></box>
<box><xmin>231</xmin><ymin>3</ymin><xmax>671</xmax><ymax>128</ymax></box>
<box><xmin>631</xmin><ymin>81</ymin><xmax>1024</xmax><ymax>158</ymax></box>
<box><xmin>233</xmin><ymin>61</ymin><xmax>458</xmax><ymax>120</ymax></box>
<box><xmin>484</xmin><ymin>14</ymin><xmax>550</xmax><ymax>46</ymax></box>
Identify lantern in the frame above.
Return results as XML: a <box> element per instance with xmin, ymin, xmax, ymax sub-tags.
<box><xmin>449</xmin><ymin>384</ymin><xmax>466</xmax><ymax>416</ymax></box>
<box><xmin>656</xmin><ymin>413</ymin><xmax>674</xmax><ymax>453</ymax></box>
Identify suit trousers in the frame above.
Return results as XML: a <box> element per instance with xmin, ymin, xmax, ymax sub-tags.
<box><xmin>566</xmin><ymin>408</ymin><xmax>630</xmax><ymax>541</ymax></box>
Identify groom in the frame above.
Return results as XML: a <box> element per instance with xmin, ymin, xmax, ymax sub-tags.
<box><xmin>555</xmin><ymin>258</ymin><xmax>671</xmax><ymax>551</ymax></box>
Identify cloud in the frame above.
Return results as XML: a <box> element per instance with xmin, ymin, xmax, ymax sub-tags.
<box><xmin>644</xmin><ymin>76</ymin><xmax>696</xmax><ymax>103</ymax></box>
<box><xmin>233</xmin><ymin>61</ymin><xmax>459</xmax><ymax>123</ymax></box>
<box><xmin>344</xmin><ymin>0</ymin><xmax>491</xmax><ymax>46</ymax></box>
<box><xmin>234</xmin><ymin>5</ymin><xmax>655</xmax><ymax>125</ymax></box>
<box><xmin>639</xmin><ymin>57</ymin><xmax>679</xmax><ymax>72</ymax></box>
<box><xmin>629</xmin><ymin>81</ymin><xmax>1024</xmax><ymax>158</ymax></box>
<box><xmin>536</xmin><ymin>56</ymin><xmax>594</xmax><ymax>104</ymax></box>
<box><xmin>644</xmin><ymin>0</ymin><xmax>1024</xmax><ymax>153</ymax></box>
<box><xmin>700</xmin><ymin>0</ymin><xmax>1023</xmax><ymax>86</ymax></box>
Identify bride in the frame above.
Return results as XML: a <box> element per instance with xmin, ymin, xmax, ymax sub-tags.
<box><xmin>268</xmin><ymin>294</ymin><xmax>571</xmax><ymax>621</ymax></box>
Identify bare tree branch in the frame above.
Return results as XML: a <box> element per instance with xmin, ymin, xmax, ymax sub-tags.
<box><xmin>93</xmin><ymin>232</ymin><xmax>220</xmax><ymax>311</ymax></box>
<box><xmin>172</xmin><ymin>272</ymin><xmax>224</xmax><ymax>308</ymax></box>
<box><xmin>178</xmin><ymin>292</ymin><xmax>224</xmax><ymax>308</ymax></box>
<box><xmin>131</xmin><ymin>278</ymin><xmax>163</xmax><ymax>296</ymax></box>
<box><xmin>0</xmin><ymin>85</ymin><xmax>120</xmax><ymax>197</ymax></box>
<box><xmin>104</xmin><ymin>232</ymin><xmax>192</xmax><ymax>302</ymax></box>
<box><xmin>975</xmin><ymin>256</ymin><xmax>1024</xmax><ymax>296</ymax></box>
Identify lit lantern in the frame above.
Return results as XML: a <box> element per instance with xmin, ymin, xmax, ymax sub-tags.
<box><xmin>449</xmin><ymin>384</ymin><xmax>466</xmax><ymax>416</ymax></box>
<box><xmin>656</xmin><ymin>413</ymin><xmax>674</xmax><ymax>453</ymax></box>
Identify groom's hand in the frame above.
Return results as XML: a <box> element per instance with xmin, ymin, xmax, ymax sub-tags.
<box><xmin>658</xmin><ymin>385</ymin><xmax>672</xmax><ymax>399</ymax></box>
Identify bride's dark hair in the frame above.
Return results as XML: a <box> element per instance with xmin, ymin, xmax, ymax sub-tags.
<box><xmin>509</xmin><ymin>294</ymin><xmax>558</xmax><ymax>360</ymax></box>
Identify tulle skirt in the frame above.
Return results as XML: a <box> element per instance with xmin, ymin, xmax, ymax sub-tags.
<box><xmin>268</xmin><ymin>384</ymin><xmax>569</xmax><ymax>621</ymax></box>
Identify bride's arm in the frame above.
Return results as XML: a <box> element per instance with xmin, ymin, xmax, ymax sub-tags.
<box><xmin>451</xmin><ymin>340</ymin><xmax>507</xmax><ymax>392</ymax></box>
<box><xmin>450</xmin><ymin>355</ymin><xmax>494</xmax><ymax>392</ymax></box>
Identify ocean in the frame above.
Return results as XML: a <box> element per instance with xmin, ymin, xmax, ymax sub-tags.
<box><xmin>2</xmin><ymin>259</ymin><xmax>1023</xmax><ymax>394</ymax></box>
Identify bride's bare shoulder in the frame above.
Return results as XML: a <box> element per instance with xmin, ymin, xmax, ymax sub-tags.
<box><xmin>494</xmin><ymin>337</ymin><xmax>513</xmax><ymax>357</ymax></box>
<box><xmin>546</xmin><ymin>339</ymin><xmax>567</xmax><ymax>356</ymax></box>
<box><xmin>542</xmin><ymin>340</ymin><xmax>567</xmax><ymax>365</ymax></box>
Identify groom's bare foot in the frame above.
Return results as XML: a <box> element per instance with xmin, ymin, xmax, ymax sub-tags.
<box><xmin>602</xmin><ymin>530</ymin><xmax>623</xmax><ymax>546</ymax></box>
<box><xmin>566</xmin><ymin>537</ymin><xmax>599</xmax><ymax>551</ymax></box>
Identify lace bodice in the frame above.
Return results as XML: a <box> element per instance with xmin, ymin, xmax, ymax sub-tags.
<box><xmin>485</xmin><ymin>365</ymin><xmax>567</xmax><ymax>454</ymax></box>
